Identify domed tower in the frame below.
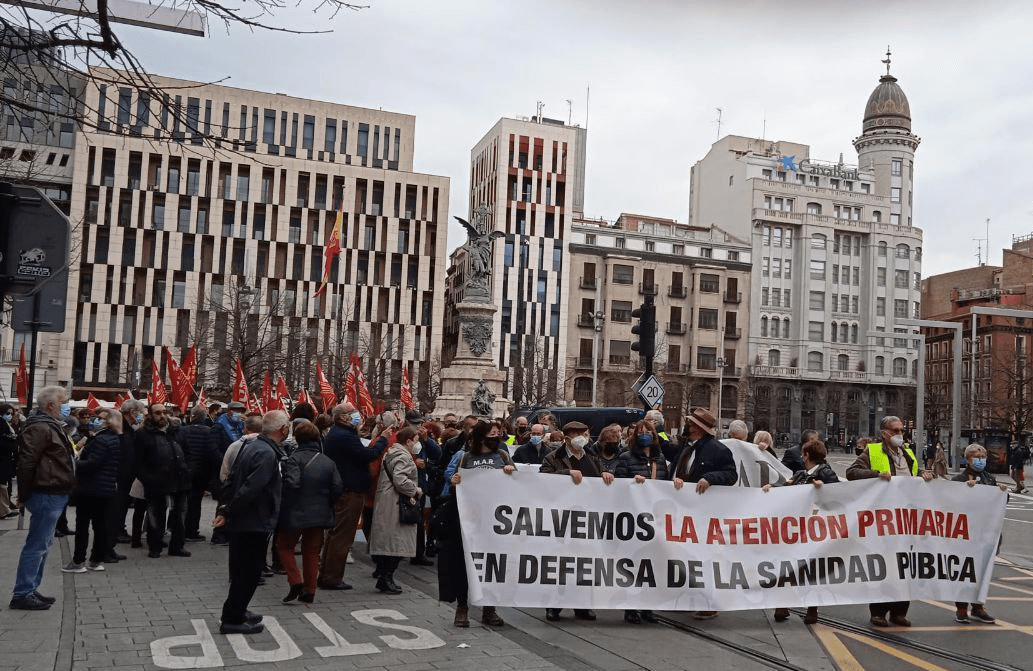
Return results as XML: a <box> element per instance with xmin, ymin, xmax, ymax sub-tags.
<box><xmin>853</xmin><ymin>49</ymin><xmax>920</xmax><ymax>228</ymax></box>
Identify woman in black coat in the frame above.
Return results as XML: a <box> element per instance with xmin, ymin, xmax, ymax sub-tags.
<box><xmin>66</xmin><ymin>409</ymin><xmax>122</xmax><ymax>572</ymax></box>
<box><xmin>763</xmin><ymin>438</ymin><xmax>839</xmax><ymax>624</ymax></box>
<box><xmin>0</xmin><ymin>403</ymin><xmax>18</xmax><ymax>518</ymax></box>
<box><xmin>276</xmin><ymin>420</ymin><xmax>343</xmax><ymax>604</ymax></box>
<box><xmin>613</xmin><ymin>420</ymin><xmax>671</xmax><ymax>624</ymax></box>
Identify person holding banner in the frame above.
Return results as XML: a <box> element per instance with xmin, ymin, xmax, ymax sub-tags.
<box><xmin>847</xmin><ymin>415</ymin><xmax>934</xmax><ymax>627</ymax></box>
<box><xmin>672</xmin><ymin>407</ymin><xmax>737</xmax><ymax>620</ymax></box>
<box><xmin>440</xmin><ymin>419</ymin><xmax>516</xmax><ymax>628</ymax></box>
<box><xmin>540</xmin><ymin>420</ymin><xmax>615</xmax><ymax>622</ymax></box>
<box><xmin>613</xmin><ymin>420</ymin><xmax>671</xmax><ymax>625</ymax></box>
<box><xmin>753</xmin><ymin>430</ymin><xmax>774</xmax><ymax>453</ymax></box>
<box><xmin>952</xmin><ymin>443</ymin><xmax>1007</xmax><ymax>624</ymax></box>
<box><xmin>764</xmin><ymin>438</ymin><xmax>840</xmax><ymax>624</ymax></box>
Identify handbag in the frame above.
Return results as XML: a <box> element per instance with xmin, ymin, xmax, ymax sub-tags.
<box><xmin>384</xmin><ymin>451</ymin><xmax>420</xmax><ymax>525</ymax></box>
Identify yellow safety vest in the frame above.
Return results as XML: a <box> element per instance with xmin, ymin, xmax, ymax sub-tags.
<box><xmin>658</xmin><ymin>431</ymin><xmax>669</xmax><ymax>441</ymax></box>
<box><xmin>867</xmin><ymin>442</ymin><xmax>918</xmax><ymax>476</ymax></box>
<box><xmin>505</xmin><ymin>435</ymin><xmax>516</xmax><ymax>446</ymax></box>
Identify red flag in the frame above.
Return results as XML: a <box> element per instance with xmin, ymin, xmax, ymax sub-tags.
<box><xmin>297</xmin><ymin>387</ymin><xmax>311</xmax><ymax>406</ymax></box>
<box><xmin>15</xmin><ymin>342</ymin><xmax>28</xmax><ymax>405</ymax></box>
<box><xmin>114</xmin><ymin>393</ymin><xmax>125</xmax><ymax>410</ymax></box>
<box><xmin>314</xmin><ymin>207</ymin><xmax>343</xmax><ymax>298</ymax></box>
<box><xmin>232</xmin><ymin>360</ymin><xmax>249</xmax><ymax>405</ymax></box>
<box><xmin>181</xmin><ymin>345</ymin><xmax>197</xmax><ymax>386</ymax></box>
<box><xmin>86</xmin><ymin>393</ymin><xmax>101</xmax><ymax>412</ymax></box>
<box><xmin>316</xmin><ymin>362</ymin><xmax>337</xmax><ymax>411</ymax></box>
<box><xmin>261</xmin><ymin>370</ymin><xmax>274</xmax><ymax>413</ymax></box>
<box><xmin>276</xmin><ymin>376</ymin><xmax>291</xmax><ymax>411</ymax></box>
<box><xmin>344</xmin><ymin>355</ymin><xmax>358</xmax><ymax>407</ymax></box>
<box><xmin>353</xmin><ymin>358</ymin><xmax>374</xmax><ymax>416</ymax></box>
<box><xmin>150</xmin><ymin>359</ymin><xmax>168</xmax><ymax>404</ymax></box>
<box><xmin>400</xmin><ymin>366</ymin><xmax>414</xmax><ymax>410</ymax></box>
<box><xmin>249</xmin><ymin>393</ymin><xmax>261</xmax><ymax>413</ymax></box>
<box><xmin>165</xmin><ymin>347</ymin><xmax>192</xmax><ymax>412</ymax></box>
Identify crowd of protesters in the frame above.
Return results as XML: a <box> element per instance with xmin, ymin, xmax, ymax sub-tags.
<box><xmin>3</xmin><ymin>392</ymin><xmax>1026</xmax><ymax>634</ymax></box>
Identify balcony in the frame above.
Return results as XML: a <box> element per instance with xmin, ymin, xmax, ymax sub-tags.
<box><xmin>576</xmin><ymin>314</ymin><xmax>595</xmax><ymax>328</ymax></box>
<box><xmin>639</xmin><ymin>282</ymin><xmax>658</xmax><ymax>296</ymax></box>
<box><xmin>579</xmin><ymin>276</ymin><xmax>597</xmax><ymax>290</ymax></box>
<box><xmin>576</xmin><ymin>356</ymin><xmax>597</xmax><ymax>369</ymax></box>
<box><xmin>608</xmin><ymin>355</ymin><xmax>632</xmax><ymax>366</ymax></box>
<box><xmin>722</xmin><ymin>365</ymin><xmax>742</xmax><ymax>377</ymax></box>
<box><xmin>665</xmin><ymin>362</ymin><xmax>689</xmax><ymax>373</ymax></box>
<box><xmin>750</xmin><ymin>365</ymin><xmax>800</xmax><ymax>378</ymax></box>
<box><xmin>666</xmin><ymin>321</ymin><xmax>686</xmax><ymax>335</ymax></box>
<box><xmin>724</xmin><ymin>291</ymin><xmax>742</xmax><ymax>304</ymax></box>
<box><xmin>668</xmin><ymin>285</ymin><xmax>687</xmax><ymax>298</ymax></box>
<box><xmin>831</xmin><ymin>370</ymin><xmax>868</xmax><ymax>381</ymax></box>
<box><xmin>723</xmin><ymin>327</ymin><xmax>742</xmax><ymax>339</ymax></box>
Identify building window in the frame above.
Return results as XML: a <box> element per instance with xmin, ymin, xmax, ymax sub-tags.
<box><xmin>806</xmin><ymin>202</ymin><xmax>821</xmax><ymax>215</ymax></box>
<box><xmin>894</xmin><ymin>299</ymin><xmax>907</xmax><ymax>318</ymax></box>
<box><xmin>772</xmin><ymin>258</ymin><xmax>782</xmax><ymax>278</ymax></box>
<box><xmin>700</xmin><ymin>247</ymin><xmax>713</xmax><ymax>258</ymax></box>
<box><xmin>761</xmin><ymin>288</ymin><xmax>769</xmax><ymax>306</ymax></box>
<box><xmin>913</xmin><ymin>272</ymin><xmax>921</xmax><ymax>290</ymax></box>
<box><xmin>877</xmin><ymin>267</ymin><xmax>886</xmax><ymax>286</ymax></box>
<box><xmin>768</xmin><ymin>349</ymin><xmax>780</xmax><ymax>366</ymax></box>
<box><xmin>894</xmin><ymin>270</ymin><xmax>908</xmax><ymax>289</ymax></box>
<box><xmin>809</xmin><ymin>260</ymin><xmax>825</xmax><ymax>280</ymax></box>
<box><xmin>837</xmin><ymin>354</ymin><xmax>849</xmax><ymax>371</ymax></box>
<box><xmin>698</xmin><ymin>308</ymin><xmax>718</xmax><ymax>330</ymax></box>
<box><xmin>697</xmin><ymin>346</ymin><xmax>717</xmax><ymax>370</ymax></box>
<box><xmin>892</xmin><ymin>357</ymin><xmax>908</xmax><ymax>377</ymax></box>
<box><xmin>762</xmin><ymin>226</ymin><xmax>770</xmax><ymax>245</ymax></box>
<box><xmin>673</xmin><ymin>244</ymin><xmax>684</xmax><ymax>255</ymax></box>
<box><xmin>615</xmin><ymin>237</ymin><xmax>626</xmax><ymax>249</ymax></box>
<box><xmin>891</xmin><ymin>158</ymin><xmax>902</xmax><ymax>176</ymax></box>
<box><xmin>875</xmin><ymin>356</ymin><xmax>885</xmax><ymax>375</ymax></box>
<box><xmin>611</xmin><ymin>300</ymin><xmax>632</xmax><ymax>323</ymax></box>
<box><xmin>831</xmin><ymin>322</ymin><xmax>837</xmax><ymax>342</ymax></box>
<box><xmin>700</xmin><ymin>274</ymin><xmax>720</xmax><ymax>293</ymax></box>
<box><xmin>809</xmin><ymin>291</ymin><xmax>825</xmax><ymax>310</ymax></box>
<box><xmin>728</xmin><ymin>250</ymin><xmax>739</xmax><ymax>261</ymax></box>
<box><xmin>783</xmin><ymin>289</ymin><xmax>790</xmax><ymax>308</ymax></box>
<box><xmin>762</xmin><ymin>257</ymin><xmax>769</xmax><ymax>277</ymax></box>
<box><xmin>890</xmin><ymin>213</ymin><xmax>900</xmax><ymax>226</ymax></box>
<box><xmin>782</xmin><ymin>318</ymin><xmax>790</xmax><ymax>338</ymax></box>
<box><xmin>612</xmin><ymin>264</ymin><xmax>634</xmax><ymax>284</ymax></box>
<box><xmin>851</xmin><ymin>324</ymin><xmax>858</xmax><ymax>344</ymax></box>
<box><xmin>609</xmin><ymin>340</ymin><xmax>631</xmax><ymax>365</ymax></box>
<box><xmin>807</xmin><ymin>351</ymin><xmax>823</xmax><ymax>372</ymax></box>
<box><xmin>771</xmin><ymin>289</ymin><xmax>780</xmax><ymax>307</ymax></box>
<box><xmin>808</xmin><ymin>321</ymin><xmax>823</xmax><ymax>342</ymax></box>
<box><xmin>760</xmin><ymin>316</ymin><xmax>768</xmax><ymax>337</ymax></box>
<box><xmin>811</xmin><ymin>233</ymin><xmax>827</xmax><ymax>249</ymax></box>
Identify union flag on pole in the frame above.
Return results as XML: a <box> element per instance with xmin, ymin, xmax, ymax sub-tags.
<box><xmin>344</xmin><ymin>355</ymin><xmax>358</xmax><ymax>407</ymax></box>
<box><xmin>276</xmin><ymin>376</ymin><xmax>291</xmax><ymax>410</ymax></box>
<box><xmin>400</xmin><ymin>366</ymin><xmax>414</xmax><ymax>410</ymax></box>
<box><xmin>165</xmin><ymin>347</ymin><xmax>193</xmax><ymax>412</ymax></box>
<box><xmin>261</xmin><ymin>370</ymin><xmax>274</xmax><ymax>413</ymax></box>
<box><xmin>15</xmin><ymin>342</ymin><xmax>28</xmax><ymax>405</ymax></box>
<box><xmin>87</xmin><ymin>393</ymin><xmax>101</xmax><ymax>413</ymax></box>
<box><xmin>232</xmin><ymin>360</ymin><xmax>249</xmax><ymax>405</ymax></box>
<box><xmin>297</xmin><ymin>387</ymin><xmax>311</xmax><ymax>407</ymax></box>
<box><xmin>353</xmin><ymin>357</ymin><xmax>374</xmax><ymax>417</ymax></box>
<box><xmin>314</xmin><ymin>207</ymin><xmax>343</xmax><ymax>298</ymax></box>
<box><xmin>316</xmin><ymin>362</ymin><xmax>337</xmax><ymax>411</ymax></box>
<box><xmin>181</xmin><ymin>345</ymin><xmax>198</xmax><ymax>387</ymax></box>
<box><xmin>150</xmin><ymin>359</ymin><xmax>168</xmax><ymax>404</ymax></box>
<box><xmin>114</xmin><ymin>393</ymin><xmax>125</xmax><ymax>410</ymax></box>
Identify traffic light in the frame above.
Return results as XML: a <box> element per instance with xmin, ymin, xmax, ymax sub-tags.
<box><xmin>631</xmin><ymin>296</ymin><xmax>656</xmax><ymax>360</ymax></box>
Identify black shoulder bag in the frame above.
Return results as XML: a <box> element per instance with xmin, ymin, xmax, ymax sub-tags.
<box><xmin>384</xmin><ymin>451</ymin><xmax>420</xmax><ymax>525</ymax></box>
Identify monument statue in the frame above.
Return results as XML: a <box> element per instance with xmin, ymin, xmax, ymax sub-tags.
<box><xmin>471</xmin><ymin>379</ymin><xmax>496</xmax><ymax>417</ymax></box>
<box><xmin>456</xmin><ymin>203</ymin><xmax>504</xmax><ymax>301</ymax></box>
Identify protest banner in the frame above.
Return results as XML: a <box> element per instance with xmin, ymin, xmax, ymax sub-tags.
<box><xmin>456</xmin><ymin>470</ymin><xmax>1005</xmax><ymax>611</ymax></box>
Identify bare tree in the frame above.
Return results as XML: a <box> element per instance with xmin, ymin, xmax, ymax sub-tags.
<box><xmin>988</xmin><ymin>342</ymin><xmax>1033</xmax><ymax>437</ymax></box>
<box><xmin>509</xmin><ymin>335</ymin><xmax>560</xmax><ymax>408</ymax></box>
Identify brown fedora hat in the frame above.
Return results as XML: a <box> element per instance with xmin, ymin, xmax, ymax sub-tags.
<box><xmin>686</xmin><ymin>407</ymin><xmax>717</xmax><ymax>436</ymax></box>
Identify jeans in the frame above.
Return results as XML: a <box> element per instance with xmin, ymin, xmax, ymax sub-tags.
<box><xmin>12</xmin><ymin>492</ymin><xmax>69</xmax><ymax>599</ymax></box>
<box><xmin>146</xmin><ymin>490</ymin><xmax>187</xmax><ymax>554</ymax></box>
<box><xmin>222</xmin><ymin>531</ymin><xmax>268</xmax><ymax>624</ymax></box>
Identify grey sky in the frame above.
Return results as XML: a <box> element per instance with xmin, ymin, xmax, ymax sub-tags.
<box><xmin>119</xmin><ymin>0</ymin><xmax>1033</xmax><ymax>279</ymax></box>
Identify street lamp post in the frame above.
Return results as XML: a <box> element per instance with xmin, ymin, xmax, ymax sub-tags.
<box><xmin>592</xmin><ymin>311</ymin><xmax>604</xmax><ymax>407</ymax></box>
<box><xmin>716</xmin><ymin>356</ymin><xmax>726</xmax><ymax>434</ymax></box>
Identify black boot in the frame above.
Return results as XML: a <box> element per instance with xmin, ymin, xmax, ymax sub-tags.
<box><xmin>282</xmin><ymin>584</ymin><xmax>304</xmax><ymax>603</ymax></box>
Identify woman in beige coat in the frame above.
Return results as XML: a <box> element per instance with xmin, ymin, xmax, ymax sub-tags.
<box><xmin>369</xmin><ymin>426</ymin><xmax>422</xmax><ymax>594</ymax></box>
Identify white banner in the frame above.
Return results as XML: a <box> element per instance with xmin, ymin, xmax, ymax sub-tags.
<box><xmin>720</xmin><ymin>438</ymin><xmax>794</xmax><ymax>487</ymax></box>
<box><xmin>456</xmin><ymin>470</ymin><xmax>1005</xmax><ymax>611</ymax></box>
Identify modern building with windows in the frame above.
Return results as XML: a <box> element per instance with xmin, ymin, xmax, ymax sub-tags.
<box><xmin>445</xmin><ymin>115</ymin><xmax>586</xmax><ymax>406</ymax></box>
<box><xmin>687</xmin><ymin>62</ymin><xmax>923</xmax><ymax>443</ymax></box>
<box><xmin>4</xmin><ymin>67</ymin><xmax>449</xmax><ymax>402</ymax></box>
<box><xmin>566</xmin><ymin>213</ymin><xmax>752</xmax><ymax>431</ymax></box>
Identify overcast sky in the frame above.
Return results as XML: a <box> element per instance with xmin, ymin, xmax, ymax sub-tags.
<box><xmin>118</xmin><ymin>0</ymin><xmax>1033</xmax><ymax>279</ymax></box>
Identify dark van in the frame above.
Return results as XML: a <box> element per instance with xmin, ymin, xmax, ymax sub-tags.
<box><xmin>513</xmin><ymin>407</ymin><xmax>645</xmax><ymax>438</ymax></box>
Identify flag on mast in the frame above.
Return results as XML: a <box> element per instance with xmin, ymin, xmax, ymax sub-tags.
<box><xmin>314</xmin><ymin>206</ymin><xmax>343</xmax><ymax>298</ymax></box>
<box><xmin>150</xmin><ymin>359</ymin><xmax>169</xmax><ymax>404</ymax></box>
<box><xmin>232</xmin><ymin>360</ymin><xmax>249</xmax><ymax>405</ymax></box>
<box><xmin>400</xmin><ymin>366</ymin><xmax>414</xmax><ymax>410</ymax></box>
<box><xmin>15</xmin><ymin>342</ymin><xmax>28</xmax><ymax>405</ymax></box>
<box><xmin>316</xmin><ymin>362</ymin><xmax>338</xmax><ymax>412</ymax></box>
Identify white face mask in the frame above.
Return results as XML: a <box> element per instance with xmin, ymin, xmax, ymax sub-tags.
<box><xmin>412</xmin><ymin>442</ymin><xmax>423</xmax><ymax>455</ymax></box>
<box><xmin>889</xmin><ymin>434</ymin><xmax>904</xmax><ymax>449</ymax></box>
<box><xmin>571</xmin><ymin>435</ymin><xmax>589</xmax><ymax>450</ymax></box>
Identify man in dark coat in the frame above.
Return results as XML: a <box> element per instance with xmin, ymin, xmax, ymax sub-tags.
<box><xmin>218</xmin><ymin>410</ymin><xmax>288</xmax><ymax>635</ymax></box>
<box><xmin>781</xmin><ymin>428</ymin><xmax>819</xmax><ymax>474</ymax></box>
<box><xmin>135</xmin><ymin>404</ymin><xmax>191</xmax><ymax>558</ymax></box>
<box><xmin>512</xmin><ymin>424</ymin><xmax>552</xmax><ymax>464</ymax></box>
<box><xmin>177</xmin><ymin>405</ymin><xmax>220</xmax><ymax>542</ymax></box>
<box><xmin>317</xmin><ymin>402</ymin><xmax>388</xmax><ymax>590</ymax></box>
<box><xmin>672</xmin><ymin>407</ymin><xmax>738</xmax><ymax>621</ymax></box>
<box><xmin>540</xmin><ymin>420</ymin><xmax>615</xmax><ymax>622</ymax></box>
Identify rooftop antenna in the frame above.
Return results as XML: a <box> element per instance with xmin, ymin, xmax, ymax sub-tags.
<box><xmin>882</xmin><ymin>46</ymin><xmax>892</xmax><ymax>75</ymax></box>
<box><xmin>761</xmin><ymin>109</ymin><xmax>766</xmax><ymax>141</ymax></box>
<box><xmin>715</xmin><ymin>107</ymin><xmax>722</xmax><ymax>140</ymax></box>
<box><xmin>565</xmin><ymin>98</ymin><xmax>573</xmax><ymax>126</ymax></box>
<box><xmin>536</xmin><ymin>100</ymin><xmax>544</xmax><ymax>123</ymax></box>
<box><xmin>974</xmin><ymin>219</ymin><xmax>988</xmax><ymax>266</ymax></box>
<box><xmin>585</xmin><ymin>84</ymin><xmax>590</xmax><ymax>129</ymax></box>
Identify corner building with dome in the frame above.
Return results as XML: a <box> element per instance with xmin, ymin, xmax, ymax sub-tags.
<box><xmin>686</xmin><ymin>60</ymin><xmax>923</xmax><ymax>443</ymax></box>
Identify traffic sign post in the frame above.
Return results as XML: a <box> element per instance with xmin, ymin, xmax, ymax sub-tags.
<box><xmin>637</xmin><ymin>374</ymin><xmax>664</xmax><ymax>410</ymax></box>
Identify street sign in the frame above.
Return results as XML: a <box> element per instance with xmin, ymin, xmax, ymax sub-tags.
<box><xmin>637</xmin><ymin>374</ymin><xmax>664</xmax><ymax>409</ymax></box>
<box><xmin>0</xmin><ymin>183</ymin><xmax>71</xmax><ymax>298</ymax></box>
<box><xmin>10</xmin><ymin>266</ymin><xmax>69</xmax><ymax>332</ymax></box>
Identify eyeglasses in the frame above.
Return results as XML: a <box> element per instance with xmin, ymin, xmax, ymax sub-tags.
<box><xmin>886</xmin><ymin>428</ymin><xmax>904</xmax><ymax>435</ymax></box>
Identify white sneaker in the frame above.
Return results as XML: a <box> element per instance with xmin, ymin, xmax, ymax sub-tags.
<box><xmin>346</xmin><ymin>551</ymin><xmax>354</xmax><ymax>564</ymax></box>
<box><xmin>86</xmin><ymin>561</ymin><xmax>105</xmax><ymax>571</ymax></box>
<box><xmin>62</xmin><ymin>561</ymin><xmax>86</xmax><ymax>573</ymax></box>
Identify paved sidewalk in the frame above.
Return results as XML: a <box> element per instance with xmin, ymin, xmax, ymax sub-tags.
<box><xmin>0</xmin><ymin>498</ymin><xmax>834</xmax><ymax>671</ymax></box>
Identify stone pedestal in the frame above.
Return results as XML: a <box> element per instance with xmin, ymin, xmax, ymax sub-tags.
<box><xmin>433</xmin><ymin>301</ymin><xmax>511</xmax><ymax>419</ymax></box>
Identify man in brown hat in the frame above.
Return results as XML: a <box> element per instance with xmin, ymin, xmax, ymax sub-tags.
<box><xmin>672</xmin><ymin>407</ymin><xmax>737</xmax><ymax>621</ymax></box>
<box><xmin>540</xmin><ymin>420</ymin><xmax>615</xmax><ymax>621</ymax></box>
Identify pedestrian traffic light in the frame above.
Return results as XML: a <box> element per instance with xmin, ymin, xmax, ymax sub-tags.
<box><xmin>631</xmin><ymin>297</ymin><xmax>656</xmax><ymax>360</ymax></box>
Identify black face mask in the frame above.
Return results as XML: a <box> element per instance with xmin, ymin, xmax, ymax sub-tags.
<box><xmin>601</xmin><ymin>441</ymin><xmax>619</xmax><ymax>455</ymax></box>
<box><xmin>483</xmin><ymin>436</ymin><xmax>501</xmax><ymax>451</ymax></box>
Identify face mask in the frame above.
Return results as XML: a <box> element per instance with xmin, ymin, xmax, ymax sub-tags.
<box><xmin>529</xmin><ymin>435</ymin><xmax>542</xmax><ymax>445</ymax></box>
<box><xmin>2</xmin><ymin>413</ymin><xmax>11</xmax><ymax>422</ymax></box>
<box><xmin>571</xmin><ymin>435</ymin><xmax>589</xmax><ymax>450</ymax></box>
<box><xmin>637</xmin><ymin>434</ymin><xmax>654</xmax><ymax>447</ymax></box>
<box><xmin>135</xmin><ymin>413</ymin><xmax>145</xmax><ymax>425</ymax></box>
<box><xmin>484</xmin><ymin>436</ymin><xmax>501</xmax><ymax>450</ymax></box>
<box><xmin>88</xmin><ymin>417</ymin><xmax>103</xmax><ymax>432</ymax></box>
<box><xmin>60</xmin><ymin>402</ymin><xmax>71</xmax><ymax>417</ymax></box>
<box><xmin>350</xmin><ymin>411</ymin><xmax>362</xmax><ymax>427</ymax></box>
<box><xmin>412</xmin><ymin>442</ymin><xmax>423</xmax><ymax>455</ymax></box>
<box><xmin>547</xmin><ymin>441</ymin><xmax>564</xmax><ymax>451</ymax></box>
<box><xmin>601</xmin><ymin>441</ymin><xmax>618</xmax><ymax>454</ymax></box>
<box><xmin>889</xmin><ymin>434</ymin><xmax>904</xmax><ymax>449</ymax></box>
<box><xmin>971</xmin><ymin>458</ymin><xmax>987</xmax><ymax>472</ymax></box>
